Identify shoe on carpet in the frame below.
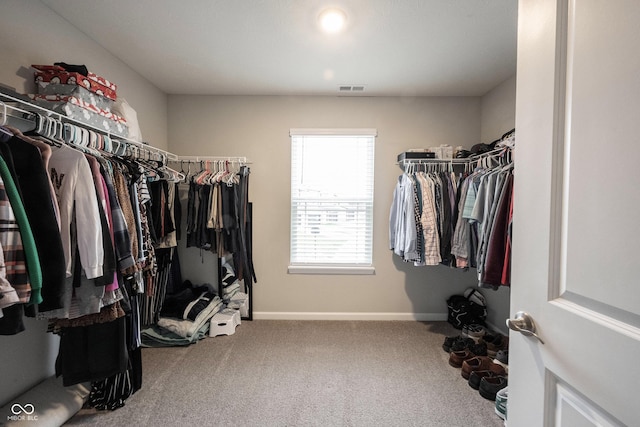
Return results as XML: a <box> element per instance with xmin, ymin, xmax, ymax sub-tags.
<box><xmin>479</xmin><ymin>375</ymin><xmax>508</xmax><ymax>400</ymax></box>
<box><xmin>461</xmin><ymin>356</ymin><xmax>496</xmax><ymax>380</ymax></box>
<box><xmin>481</xmin><ymin>333</ymin><xmax>509</xmax><ymax>359</ymax></box>
<box><xmin>443</xmin><ymin>336</ymin><xmax>476</xmax><ymax>353</ymax></box>
<box><xmin>448</xmin><ymin>342</ymin><xmax>487</xmax><ymax>368</ymax></box>
<box><xmin>442</xmin><ymin>335</ymin><xmax>472</xmax><ymax>353</ymax></box>
<box><xmin>495</xmin><ymin>386</ymin><xmax>508</xmax><ymax>420</ymax></box>
<box><xmin>493</xmin><ymin>350</ymin><xmax>509</xmax><ymax>374</ymax></box>
<box><xmin>448</xmin><ymin>349</ymin><xmax>474</xmax><ymax>368</ymax></box>
<box><xmin>442</xmin><ymin>335</ymin><xmax>458</xmax><ymax>352</ymax></box>
<box><xmin>469</xmin><ymin>342</ymin><xmax>488</xmax><ymax>357</ymax></box>
<box><xmin>468</xmin><ymin>370</ymin><xmax>501</xmax><ymax>390</ymax></box>
<box><xmin>461</xmin><ymin>323</ymin><xmax>486</xmax><ymax>343</ymax></box>
<box><xmin>452</xmin><ymin>337</ymin><xmax>477</xmax><ymax>352</ymax></box>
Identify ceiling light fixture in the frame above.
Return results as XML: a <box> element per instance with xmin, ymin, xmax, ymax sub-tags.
<box><xmin>318</xmin><ymin>8</ymin><xmax>347</xmax><ymax>34</ymax></box>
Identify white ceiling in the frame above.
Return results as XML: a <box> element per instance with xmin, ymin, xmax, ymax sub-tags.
<box><xmin>41</xmin><ymin>0</ymin><xmax>517</xmax><ymax>97</ymax></box>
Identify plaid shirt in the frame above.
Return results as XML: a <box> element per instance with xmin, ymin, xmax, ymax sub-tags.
<box><xmin>0</xmin><ymin>171</ymin><xmax>31</xmax><ymax>303</ymax></box>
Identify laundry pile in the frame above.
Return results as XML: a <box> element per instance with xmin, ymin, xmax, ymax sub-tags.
<box><xmin>141</xmin><ymin>272</ymin><xmax>248</xmax><ymax>347</ymax></box>
<box><xmin>141</xmin><ymin>283</ymin><xmax>219</xmax><ymax>346</ymax></box>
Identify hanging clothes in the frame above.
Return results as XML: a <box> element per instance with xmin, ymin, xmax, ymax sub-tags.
<box><xmin>453</xmin><ymin>159</ymin><xmax>513</xmax><ymax>288</ymax></box>
<box><xmin>415</xmin><ymin>172</ymin><xmax>441</xmax><ymax>265</ymax></box>
<box><xmin>390</xmin><ymin>169</ymin><xmax>461</xmax><ymax>267</ymax></box>
<box><xmin>390</xmin><ymin>138</ymin><xmax>514</xmax><ymax>289</ymax></box>
<box><xmin>481</xmin><ymin>173</ymin><xmax>514</xmax><ymax>287</ymax></box>
<box><xmin>1</xmin><ymin>133</ymin><xmax>65</xmax><ymax>312</ymax></box>
<box><xmin>389</xmin><ymin>173</ymin><xmax>420</xmax><ymax>263</ymax></box>
<box><xmin>50</xmin><ymin>144</ymin><xmax>105</xmax><ymax>279</ymax></box>
<box><xmin>182</xmin><ymin>163</ymin><xmax>256</xmax><ymax>285</ymax></box>
<box><xmin>0</xmin><ymin>93</ymin><xmax>183</xmax><ymax>410</ymax></box>
<box><xmin>0</xmin><ymin>149</ymin><xmax>42</xmax><ymax>303</ymax></box>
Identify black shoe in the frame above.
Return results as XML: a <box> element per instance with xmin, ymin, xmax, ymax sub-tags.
<box><xmin>468</xmin><ymin>342</ymin><xmax>488</xmax><ymax>357</ymax></box>
<box><xmin>450</xmin><ymin>337</ymin><xmax>476</xmax><ymax>352</ymax></box>
<box><xmin>469</xmin><ymin>370</ymin><xmax>497</xmax><ymax>390</ymax></box>
<box><xmin>479</xmin><ymin>376</ymin><xmax>508</xmax><ymax>400</ymax></box>
<box><xmin>442</xmin><ymin>335</ymin><xmax>460</xmax><ymax>352</ymax></box>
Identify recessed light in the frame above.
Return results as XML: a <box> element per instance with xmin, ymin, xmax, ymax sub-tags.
<box><xmin>318</xmin><ymin>8</ymin><xmax>347</xmax><ymax>34</ymax></box>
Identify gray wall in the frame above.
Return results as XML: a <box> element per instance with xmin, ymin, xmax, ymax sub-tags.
<box><xmin>169</xmin><ymin>95</ymin><xmax>489</xmax><ymax>319</ymax></box>
<box><xmin>481</xmin><ymin>75</ymin><xmax>517</xmax><ymax>143</ymax></box>
<box><xmin>0</xmin><ymin>0</ymin><xmax>169</xmax><ymax>406</ymax></box>
<box><xmin>479</xmin><ymin>75</ymin><xmax>517</xmax><ymax>333</ymax></box>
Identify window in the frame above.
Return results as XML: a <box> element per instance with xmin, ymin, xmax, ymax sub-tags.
<box><xmin>289</xmin><ymin>128</ymin><xmax>376</xmax><ymax>274</ymax></box>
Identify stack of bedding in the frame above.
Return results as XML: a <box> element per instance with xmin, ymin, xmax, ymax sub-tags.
<box><xmin>141</xmin><ymin>285</ymin><xmax>223</xmax><ymax>347</ymax></box>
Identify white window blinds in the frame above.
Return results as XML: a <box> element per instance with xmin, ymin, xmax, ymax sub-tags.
<box><xmin>290</xmin><ymin>129</ymin><xmax>376</xmax><ymax>271</ymax></box>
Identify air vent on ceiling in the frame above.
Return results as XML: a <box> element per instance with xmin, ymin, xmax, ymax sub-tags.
<box><xmin>338</xmin><ymin>85</ymin><xmax>366</xmax><ymax>93</ymax></box>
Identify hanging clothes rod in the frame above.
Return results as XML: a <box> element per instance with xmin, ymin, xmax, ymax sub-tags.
<box><xmin>0</xmin><ymin>91</ymin><xmax>178</xmax><ymax>161</ymax></box>
<box><xmin>398</xmin><ymin>157</ymin><xmax>469</xmax><ymax>165</ymax></box>
<box><xmin>398</xmin><ymin>146</ymin><xmax>512</xmax><ymax>168</ymax></box>
<box><xmin>1</xmin><ymin>99</ymin><xmax>185</xmax><ymax>182</ymax></box>
<box><xmin>0</xmin><ymin>101</ymin><xmax>34</xmax><ymax>129</ymax></box>
<box><xmin>398</xmin><ymin>130</ymin><xmax>515</xmax><ymax>168</ymax></box>
<box><xmin>170</xmin><ymin>156</ymin><xmax>251</xmax><ymax>164</ymax></box>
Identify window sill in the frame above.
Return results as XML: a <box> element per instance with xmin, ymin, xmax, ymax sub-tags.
<box><xmin>287</xmin><ymin>265</ymin><xmax>375</xmax><ymax>275</ymax></box>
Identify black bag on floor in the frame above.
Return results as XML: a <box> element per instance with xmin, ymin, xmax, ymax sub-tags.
<box><xmin>446</xmin><ymin>288</ymin><xmax>487</xmax><ymax>329</ymax></box>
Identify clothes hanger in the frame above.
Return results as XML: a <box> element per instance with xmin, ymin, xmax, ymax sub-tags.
<box><xmin>224</xmin><ymin>160</ymin><xmax>240</xmax><ymax>186</ymax></box>
<box><xmin>179</xmin><ymin>160</ymin><xmax>187</xmax><ymax>177</ymax></box>
<box><xmin>184</xmin><ymin>161</ymin><xmax>192</xmax><ymax>183</ymax></box>
<box><xmin>193</xmin><ymin>160</ymin><xmax>205</xmax><ymax>183</ymax></box>
<box><xmin>0</xmin><ymin>125</ymin><xmax>12</xmax><ymax>137</ymax></box>
<box><xmin>102</xmin><ymin>134</ymin><xmax>111</xmax><ymax>153</ymax></box>
<box><xmin>162</xmin><ymin>165</ymin><xmax>185</xmax><ymax>183</ymax></box>
<box><xmin>209</xmin><ymin>160</ymin><xmax>219</xmax><ymax>182</ymax></box>
<box><xmin>88</xmin><ymin>130</ymin><xmax>97</xmax><ymax>149</ymax></box>
<box><xmin>0</xmin><ymin>101</ymin><xmax>6</xmax><ymax>126</ymax></box>
<box><xmin>210</xmin><ymin>160</ymin><xmax>222</xmax><ymax>182</ymax></box>
<box><xmin>26</xmin><ymin>115</ymin><xmax>58</xmax><ymax>147</ymax></box>
<box><xmin>196</xmin><ymin>160</ymin><xmax>215</xmax><ymax>185</ymax></box>
<box><xmin>42</xmin><ymin>115</ymin><xmax>51</xmax><ymax>137</ymax></box>
<box><xmin>216</xmin><ymin>160</ymin><xmax>229</xmax><ymax>184</ymax></box>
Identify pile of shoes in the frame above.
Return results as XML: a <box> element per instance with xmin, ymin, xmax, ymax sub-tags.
<box><xmin>443</xmin><ymin>323</ymin><xmax>509</xmax><ymax>421</ymax></box>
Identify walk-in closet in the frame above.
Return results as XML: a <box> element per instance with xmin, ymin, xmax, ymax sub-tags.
<box><xmin>2</xmin><ymin>1</ymin><xmax>638</xmax><ymax>427</ymax></box>
<box><xmin>0</xmin><ymin>2</ymin><xmax>514</xmax><ymax>425</ymax></box>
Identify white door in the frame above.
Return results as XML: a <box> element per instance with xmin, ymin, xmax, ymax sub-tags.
<box><xmin>510</xmin><ymin>1</ymin><xmax>640</xmax><ymax>426</ymax></box>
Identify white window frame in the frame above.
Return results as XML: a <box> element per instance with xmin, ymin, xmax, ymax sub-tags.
<box><xmin>288</xmin><ymin>128</ymin><xmax>376</xmax><ymax>275</ymax></box>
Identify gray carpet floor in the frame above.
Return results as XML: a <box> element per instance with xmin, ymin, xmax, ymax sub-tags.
<box><xmin>65</xmin><ymin>321</ymin><xmax>504</xmax><ymax>427</ymax></box>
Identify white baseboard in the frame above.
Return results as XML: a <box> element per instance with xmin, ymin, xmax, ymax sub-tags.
<box><xmin>253</xmin><ymin>312</ymin><xmax>448</xmax><ymax>321</ymax></box>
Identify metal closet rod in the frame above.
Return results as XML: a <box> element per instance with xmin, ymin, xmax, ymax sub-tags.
<box><xmin>399</xmin><ymin>157</ymin><xmax>469</xmax><ymax>166</ymax></box>
<box><xmin>171</xmin><ymin>156</ymin><xmax>251</xmax><ymax>164</ymax></box>
<box><xmin>398</xmin><ymin>146</ymin><xmax>513</xmax><ymax>167</ymax></box>
<box><xmin>0</xmin><ymin>91</ymin><xmax>178</xmax><ymax>161</ymax></box>
<box><xmin>398</xmin><ymin>128</ymin><xmax>516</xmax><ymax>167</ymax></box>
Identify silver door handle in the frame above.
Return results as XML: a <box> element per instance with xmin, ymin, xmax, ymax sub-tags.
<box><xmin>506</xmin><ymin>311</ymin><xmax>545</xmax><ymax>344</ymax></box>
